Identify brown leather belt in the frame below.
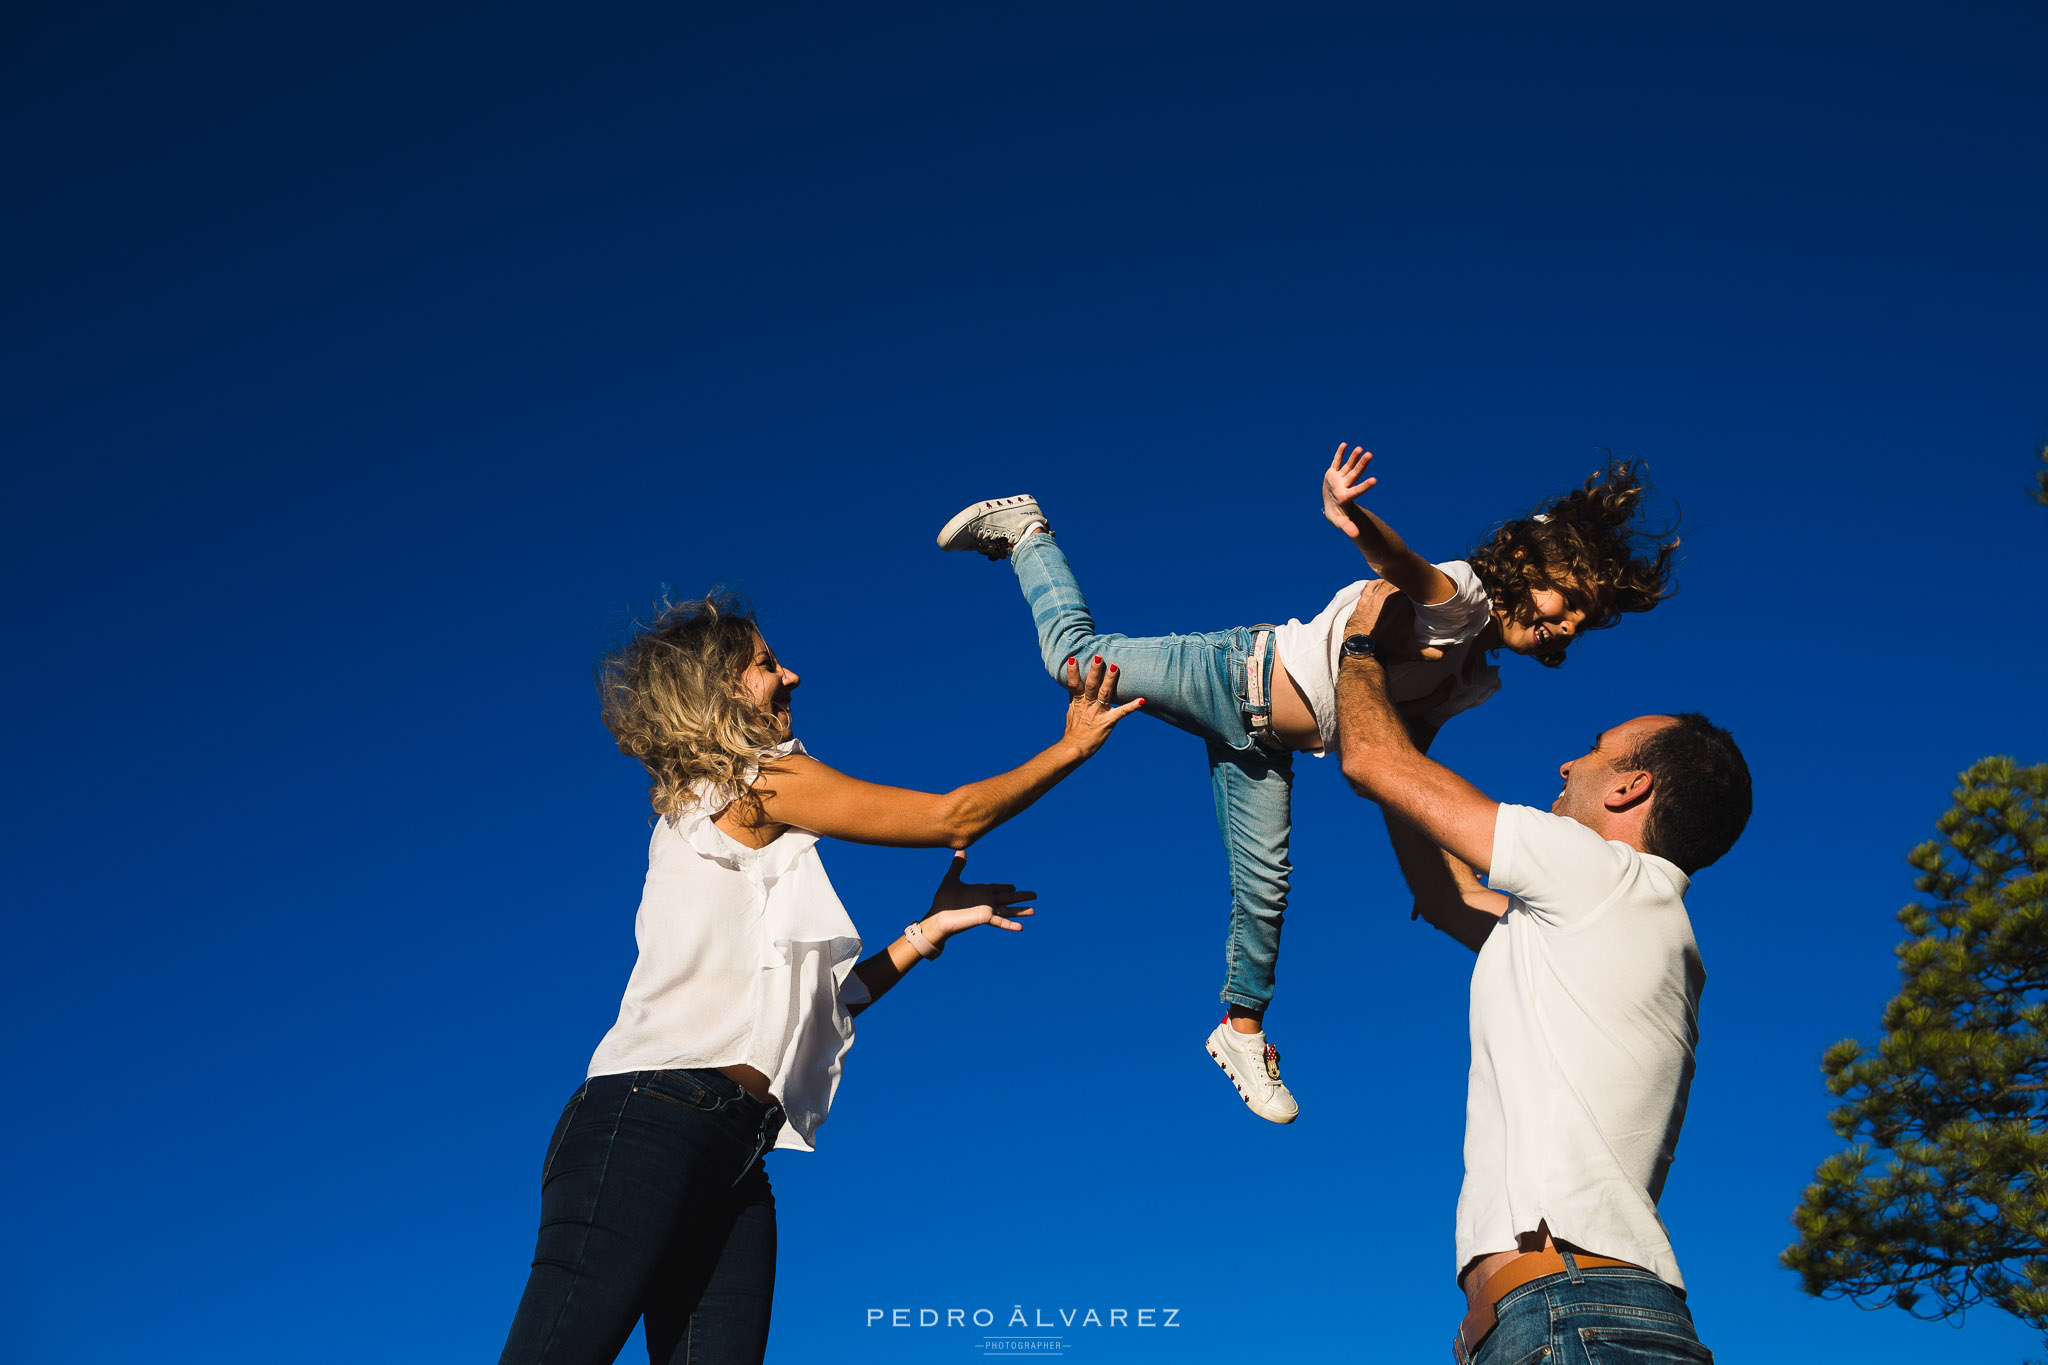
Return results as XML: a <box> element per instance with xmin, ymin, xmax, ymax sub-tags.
<box><xmin>1453</xmin><ymin>1251</ymin><xmax>1643</xmax><ymax>1362</ymax></box>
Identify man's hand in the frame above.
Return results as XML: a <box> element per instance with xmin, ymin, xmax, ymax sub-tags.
<box><xmin>1346</xmin><ymin>581</ymin><xmax>1446</xmax><ymax>666</ymax></box>
<box><xmin>1321</xmin><ymin>443</ymin><xmax>1377</xmax><ymax>539</ymax></box>
<box><xmin>1343</xmin><ymin>584</ymin><xmax>1452</xmax><ymax>749</ymax></box>
<box><xmin>1335</xmin><ymin>606</ymin><xmax>1500</xmax><ymax>875</ymax></box>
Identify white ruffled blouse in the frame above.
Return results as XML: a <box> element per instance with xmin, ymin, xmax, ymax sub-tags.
<box><xmin>586</xmin><ymin>740</ymin><xmax>868</xmax><ymax>1152</ymax></box>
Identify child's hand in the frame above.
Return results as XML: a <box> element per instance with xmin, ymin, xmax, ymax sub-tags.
<box><xmin>1321</xmin><ymin>443</ymin><xmax>1378</xmax><ymax>539</ymax></box>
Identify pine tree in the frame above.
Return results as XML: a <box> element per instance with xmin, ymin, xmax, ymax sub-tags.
<box><xmin>1784</xmin><ymin>758</ymin><xmax>2048</xmax><ymax>1351</ymax></box>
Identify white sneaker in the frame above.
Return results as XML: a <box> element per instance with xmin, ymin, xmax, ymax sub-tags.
<box><xmin>1205</xmin><ymin>1019</ymin><xmax>1299</xmax><ymax>1124</ymax></box>
<box><xmin>936</xmin><ymin>495</ymin><xmax>1048</xmax><ymax>560</ymax></box>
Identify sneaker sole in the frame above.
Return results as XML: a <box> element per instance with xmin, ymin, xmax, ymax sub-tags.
<box><xmin>1206</xmin><ymin>1042</ymin><xmax>1299</xmax><ymax>1124</ymax></box>
<box><xmin>936</xmin><ymin>495</ymin><xmax>1037</xmax><ymax>550</ymax></box>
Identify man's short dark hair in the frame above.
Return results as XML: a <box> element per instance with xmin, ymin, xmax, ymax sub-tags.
<box><xmin>1622</xmin><ymin>713</ymin><xmax>1752</xmax><ymax>874</ymax></box>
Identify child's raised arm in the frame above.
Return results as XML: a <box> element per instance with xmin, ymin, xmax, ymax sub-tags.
<box><xmin>1320</xmin><ymin>443</ymin><xmax>1457</xmax><ymax>607</ymax></box>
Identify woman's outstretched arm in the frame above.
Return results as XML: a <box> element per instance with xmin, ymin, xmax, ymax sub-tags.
<box><xmin>846</xmin><ymin>852</ymin><xmax>1033</xmax><ymax>1014</ymax></box>
<box><xmin>747</xmin><ymin>656</ymin><xmax>1140</xmax><ymax>849</ymax></box>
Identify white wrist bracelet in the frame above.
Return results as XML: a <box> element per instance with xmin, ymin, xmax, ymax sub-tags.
<box><xmin>904</xmin><ymin>920</ymin><xmax>944</xmax><ymax>961</ymax></box>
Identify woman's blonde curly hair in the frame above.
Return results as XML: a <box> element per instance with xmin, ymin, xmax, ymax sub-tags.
<box><xmin>598</xmin><ymin>592</ymin><xmax>785</xmax><ymax>820</ymax></box>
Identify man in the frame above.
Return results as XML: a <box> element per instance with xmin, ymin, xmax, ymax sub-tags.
<box><xmin>1334</xmin><ymin>593</ymin><xmax>1751</xmax><ymax>1365</ymax></box>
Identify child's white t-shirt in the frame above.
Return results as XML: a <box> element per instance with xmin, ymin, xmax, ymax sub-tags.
<box><xmin>1271</xmin><ymin>559</ymin><xmax>1499</xmax><ymax>757</ymax></box>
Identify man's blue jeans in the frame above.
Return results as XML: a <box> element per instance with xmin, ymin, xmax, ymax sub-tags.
<box><xmin>498</xmin><ymin>1069</ymin><xmax>786</xmax><ymax>1365</ymax></box>
<box><xmin>1463</xmin><ymin>1260</ymin><xmax>1712</xmax><ymax>1365</ymax></box>
<box><xmin>1011</xmin><ymin>533</ymin><xmax>1292</xmax><ymax>1012</ymax></box>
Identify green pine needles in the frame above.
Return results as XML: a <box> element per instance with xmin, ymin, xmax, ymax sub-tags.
<box><xmin>1785</xmin><ymin>758</ymin><xmax>2048</xmax><ymax>1349</ymax></box>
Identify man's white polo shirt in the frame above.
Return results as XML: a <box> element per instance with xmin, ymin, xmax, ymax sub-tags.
<box><xmin>1458</xmin><ymin>803</ymin><xmax>1702</xmax><ymax>1290</ymax></box>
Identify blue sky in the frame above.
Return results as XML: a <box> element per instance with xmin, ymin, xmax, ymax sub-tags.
<box><xmin>7</xmin><ymin>2</ymin><xmax>2046</xmax><ymax>1361</ymax></box>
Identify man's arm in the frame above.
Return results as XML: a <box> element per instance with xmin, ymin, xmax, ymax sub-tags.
<box><xmin>1334</xmin><ymin>600</ymin><xmax>1499</xmax><ymax>875</ymax></box>
<box><xmin>1374</xmin><ymin>645</ymin><xmax>1503</xmax><ymax>949</ymax></box>
<box><xmin>1383</xmin><ymin>811</ymin><xmax>1509</xmax><ymax>952</ymax></box>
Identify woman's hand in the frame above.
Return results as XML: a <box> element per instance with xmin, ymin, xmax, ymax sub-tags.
<box><xmin>848</xmin><ymin>852</ymin><xmax>1038</xmax><ymax>1009</ymax></box>
<box><xmin>1060</xmin><ymin>655</ymin><xmax>1145</xmax><ymax>759</ymax></box>
<box><xmin>1322</xmin><ymin>442</ymin><xmax>1378</xmax><ymax>538</ymax></box>
<box><xmin>922</xmin><ymin>852</ymin><xmax>1037</xmax><ymax>945</ymax></box>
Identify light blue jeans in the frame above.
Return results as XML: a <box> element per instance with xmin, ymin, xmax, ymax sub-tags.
<box><xmin>1011</xmin><ymin>533</ymin><xmax>1292</xmax><ymax>1012</ymax></box>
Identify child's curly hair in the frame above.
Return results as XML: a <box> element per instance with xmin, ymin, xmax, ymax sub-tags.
<box><xmin>1468</xmin><ymin>460</ymin><xmax>1679</xmax><ymax>668</ymax></box>
<box><xmin>597</xmin><ymin>592</ymin><xmax>786</xmax><ymax>820</ymax></box>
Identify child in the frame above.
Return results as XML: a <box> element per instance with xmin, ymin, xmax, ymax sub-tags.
<box><xmin>935</xmin><ymin>445</ymin><xmax>1678</xmax><ymax>1123</ymax></box>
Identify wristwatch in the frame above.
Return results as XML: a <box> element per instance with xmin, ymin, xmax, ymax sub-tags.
<box><xmin>1340</xmin><ymin>632</ymin><xmax>1377</xmax><ymax>660</ymax></box>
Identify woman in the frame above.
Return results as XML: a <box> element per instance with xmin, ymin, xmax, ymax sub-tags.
<box><xmin>497</xmin><ymin>593</ymin><xmax>1140</xmax><ymax>1365</ymax></box>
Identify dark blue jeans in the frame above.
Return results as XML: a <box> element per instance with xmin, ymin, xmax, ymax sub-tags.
<box><xmin>1463</xmin><ymin>1259</ymin><xmax>1713</xmax><ymax>1365</ymax></box>
<box><xmin>498</xmin><ymin>1069</ymin><xmax>786</xmax><ymax>1365</ymax></box>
